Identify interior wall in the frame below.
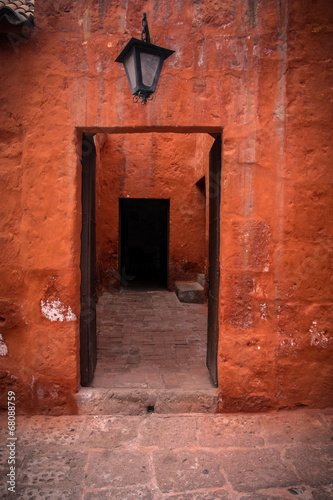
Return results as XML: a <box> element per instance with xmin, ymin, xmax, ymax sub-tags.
<box><xmin>95</xmin><ymin>133</ymin><xmax>212</xmax><ymax>291</ymax></box>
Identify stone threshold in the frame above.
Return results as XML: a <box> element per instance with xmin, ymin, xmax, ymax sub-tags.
<box><xmin>75</xmin><ymin>387</ymin><xmax>219</xmax><ymax>415</ymax></box>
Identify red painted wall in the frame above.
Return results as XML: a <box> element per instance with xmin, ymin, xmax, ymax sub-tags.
<box><xmin>95</xmin><ymin>133</ymin><xmax>211</xmax><ymax>291</ymax></box>
<box><xmin>0</xmin><ymin>0</ymin><xmax>332</xmax><ymax>413</ymax></box>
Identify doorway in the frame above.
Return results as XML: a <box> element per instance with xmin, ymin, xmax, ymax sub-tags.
<box><xmin>79</xmin><ymin>128</ymin><xmax>221</xmax><ymax>390</ymax></box>
<box><xmin>119</xmin><ymin>198</ymin><xmax>169</xmax><ymax>290</ymax></box>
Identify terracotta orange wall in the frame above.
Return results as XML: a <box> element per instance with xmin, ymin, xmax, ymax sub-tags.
<box><xmin>0</xmin><ymin>0</ymin><xmax>332</xmax><ymax>413</ymax></box>
<box><xmin>95</xmin><ymin>133</ymin><xmax>211</xmax><ymax>291</ymax></box>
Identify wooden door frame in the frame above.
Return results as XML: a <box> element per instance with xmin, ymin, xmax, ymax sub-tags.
<box><xmin>78</xmin><ymin>127</ymin><xmax>222</xmax><ymax>388</ymax></box>
<box><xmin>206</xmin><ymin>134</ymin><xmax>222</xmax><ymax>387</ymax></box>
<box><xmin>80</xmin><ymin>133</ymin><xmax>97</xmax><ymax>387</ymax></box>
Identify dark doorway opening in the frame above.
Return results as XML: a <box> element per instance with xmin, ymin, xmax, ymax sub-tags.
<box><xmin>119</xmin><ymin>198</ymin><xmax>169</xmax><ymax>290</ymax></box>
<box><xmin>79</xmin><ymin>128</ymin><xmax>221</xmax><ymax>392</ymax></box>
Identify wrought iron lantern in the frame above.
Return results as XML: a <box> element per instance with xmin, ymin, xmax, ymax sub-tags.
<box><xmin>115</xmin><ymin>13</ymin><xmax>174</xmax><ymax>105</ymax></box>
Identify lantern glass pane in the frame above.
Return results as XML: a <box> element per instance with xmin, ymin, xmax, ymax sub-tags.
<box><xmin>123</xmin><ymin>47</ymin><xmax>136</xmax><ymax>91</ymax></box>
<box><xmin>140</xmin><ymin>51</ymin><xmax>161</xmax><ymax>88</ymax></box>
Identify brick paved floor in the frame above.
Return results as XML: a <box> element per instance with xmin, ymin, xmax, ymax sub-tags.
<box><xmin>91</xmin><ymin>290</ymin><xmax>214</xmax><ymax>390</ymax></box>
<box><xmin>1</xmin><ymin>410</ymin><xmax>332</xmax><ymax>499</ymax></box>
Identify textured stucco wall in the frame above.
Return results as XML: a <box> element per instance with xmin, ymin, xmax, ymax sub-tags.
<box><xmin>0</xmin><ymin>0</ymin><xmax>332</xmax><ymax>413</ymax></box>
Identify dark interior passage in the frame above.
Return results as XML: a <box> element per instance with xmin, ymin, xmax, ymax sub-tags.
<box><xmin>120</xmin><ymin>198</ymin><xmax>169</xmax><ymax>289</ymax></box>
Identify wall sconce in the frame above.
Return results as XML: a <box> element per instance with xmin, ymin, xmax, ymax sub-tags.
<box><xmin>115</xmin><ymin>13</ymin><xmax>174</xmax><ymax>105</ymax></box>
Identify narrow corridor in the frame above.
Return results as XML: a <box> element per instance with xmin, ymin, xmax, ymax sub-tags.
<box><xmin>91</xmin><ymin>290</ymin><xmax>214</xmax><ymax>390</ymax></box>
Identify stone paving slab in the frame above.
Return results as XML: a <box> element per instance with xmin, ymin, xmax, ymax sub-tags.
<box><xmin>93</xmin><ymin>290</ymin><xmax>213</xmax><ymax>391</ymax></box>
<box><xmin>0</xmin><ymin>410</ymin><xmax>332</xmax><ymax>499</ymax></box>
<box><xmin>174</xmin><ymin>282</ymin><xmax>205</xmax><ymax>303</ymax></box>
<box><xmin>220</xmin><ymin>448</ymin><xmax>299</xmax><ymax>492</ymax></box>
<box><xmin>75</xmin><ymin>387</ymin><xmax>219</xmax><ymax>415</ymax></box>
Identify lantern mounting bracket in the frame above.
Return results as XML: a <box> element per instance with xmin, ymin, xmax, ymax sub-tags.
<box><xmin>141</xmin><ymin>12</ymin><xmax>150</xmax><ymax>44</ymax></box>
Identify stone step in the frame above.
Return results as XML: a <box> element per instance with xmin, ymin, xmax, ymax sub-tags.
<box><xmin>174</xmin><ymin>281</ymin><xmax>205</xmax><ymax>303</ymax></box>
<box><xmin>75</xmin><ymin>387</ymin><xmax>219</xmax><ymax>415</ymax></box>
<box><xmin>197</xmin><ymin>273</ymin><xmax>205</xmax><ymax>287</ymax></box>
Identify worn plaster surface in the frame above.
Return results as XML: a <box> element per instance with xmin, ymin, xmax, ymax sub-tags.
<box><xmin>0</xmin><ymin>0</ymin><xmax>332</xmax><ymax>413</ymax></box>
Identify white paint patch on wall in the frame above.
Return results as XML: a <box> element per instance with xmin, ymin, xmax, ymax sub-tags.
<box><xmin>253</xmin><ymin>281</ymin><xmax>268</xmax><ymax>298</ymax></box>
<box><xmin>277</xmin><ymin>337</ymin><xmax>299</xmax><ymax>358</ymax></box>
<box><xmin>259</xmin><ymin>302</ymin><xmax>268</xmax><ymax>320</ymax></box>
<box><xmin>280</xmin><ymin>338</ymin><xmax>297</xmax><ymax>348</ymax></box>
<box><xmin>0</xmin><ymin>333</ymin><xmax>8</xmax><ymax>356</ymax></box>
<box><xmin>276</xmin><ymin>305</ymin><xmax>282</xmax><ymax>319</ymax></box>
<box><xmin>41</xmin><ymin>299</ymin><xmax>77</xmax><ymax>323</ymax></box>
<box><xmin>309</xmin><ymin>321</ymin><xmax>332</xmax><ymax>348</ymax></box>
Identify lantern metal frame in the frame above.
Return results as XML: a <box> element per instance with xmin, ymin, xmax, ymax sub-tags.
<box><xmin>115</xmin><ymin>13</ymin><xmax>174</xmax><ymax>105</ymax></box>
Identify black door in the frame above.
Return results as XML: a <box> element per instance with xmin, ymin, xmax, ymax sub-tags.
<box><xmin>207</xmin><ymin>134</ymin><xmax>221</xmax><ymax>387</ymax></box>
<box><xmin>80</xmin><ymin>134</ymin><xmax>97</xmax><ymax>386</ymax></box>
<box><xmin>119</xmin><ymin>199</ymin><xmax>169</xmax><ymax>289</ymax></box>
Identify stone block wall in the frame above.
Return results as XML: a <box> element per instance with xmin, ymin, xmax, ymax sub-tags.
<box><xmin>0</xmin><ymin>0</ymin><xmax>332</xmax><ymax>413</ymax></box>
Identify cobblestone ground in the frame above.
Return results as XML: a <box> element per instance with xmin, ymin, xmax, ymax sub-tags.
<box><xmin>92</xmin><ymin>290</ymin><xmax>213</xmax><ymax>390</ymax></box>
<box><xmin>1</xmin><ymin>410</ymin><xmax>332</xmax><ymax>499</ymax></box>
